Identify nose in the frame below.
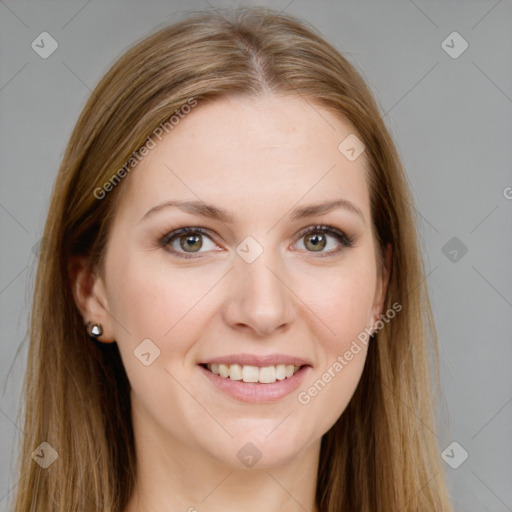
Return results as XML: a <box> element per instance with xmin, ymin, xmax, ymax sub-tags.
<box><xmin>222</xmin><ymin>248</ymin><xmax>295</xmax><ymax>337</ymax></box>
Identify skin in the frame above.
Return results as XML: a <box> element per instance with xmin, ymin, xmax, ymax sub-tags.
<box><xmin>71</xmin><ymin>94</ymin><xmax>390</xmax><ymax>512</ymax></box>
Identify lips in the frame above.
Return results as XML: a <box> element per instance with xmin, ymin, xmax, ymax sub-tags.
<box><xmin>197</xmin><ymin>353</ymin><xmax>312</xmax><ymax>402</ymax></box>
<box><xmin>198</xmin><ymin>363</ymin><xmax>311</xmax><ymax>402</ymax></box>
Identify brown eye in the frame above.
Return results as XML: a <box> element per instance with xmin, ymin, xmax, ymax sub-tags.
<box><xmin>304</xmin><ymin>232</ymin><xmax>326</xmax><ymax>252</ymax></box>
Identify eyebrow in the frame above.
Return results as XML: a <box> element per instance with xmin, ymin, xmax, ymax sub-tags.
<box><xmin>139</xmin><ymin>198</ymin><xmax>365</xmax><ymax>224</ymax></box>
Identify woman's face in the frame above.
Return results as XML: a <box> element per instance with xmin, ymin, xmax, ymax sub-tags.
<box><xmin>85</xmin><ymin>94</ymin><xmax>388</xmax><ymax>469</ymax></box>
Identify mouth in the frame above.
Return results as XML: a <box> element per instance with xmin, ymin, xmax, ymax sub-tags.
<box><xmin>197</xmin><ymin>359</ymin><xmax>312</xmax><ymax>402</ymax></box>
<box><xmin>200</xmin><ymin>362</ymin><xmax>304</xmax><ymax>384</ymax></box>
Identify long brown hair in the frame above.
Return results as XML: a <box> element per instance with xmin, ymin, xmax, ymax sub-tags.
<box><xmin>13</xmin><ymin>7</ymin><xmax>452</xmax><ymax>511</ymax></box>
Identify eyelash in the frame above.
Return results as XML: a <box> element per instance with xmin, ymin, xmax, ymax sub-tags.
<box><xmin>158</xmin><ymin>224</ymin><xmax>355</xmax><ymax>260</ymax></box>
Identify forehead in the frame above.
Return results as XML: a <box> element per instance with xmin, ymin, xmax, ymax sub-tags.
<box><xmin>116</xmin><ymin>94</ymin><xmax>370</xmax><ymax>223</ymax></box>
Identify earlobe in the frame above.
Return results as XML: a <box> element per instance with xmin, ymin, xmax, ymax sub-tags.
<box><xmin>68</xmin><ymin>255</ymin><xmax>115</xmax><ymax>343</ymax></box>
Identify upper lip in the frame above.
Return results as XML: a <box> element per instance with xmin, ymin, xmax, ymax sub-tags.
<box><xmin>200</xmin><ymin>353</ymin><xmax>312</xmax><ymax>367</ymax></box>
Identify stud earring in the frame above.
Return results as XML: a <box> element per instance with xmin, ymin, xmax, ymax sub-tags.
<box><xmin>86</xmin><ymin>321</ymin><xmax>103</xmax><ymax>340</ymax></box>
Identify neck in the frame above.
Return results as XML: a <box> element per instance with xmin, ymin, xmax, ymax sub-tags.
<box><xmin>123</xmin><ymin>397</ymin><xmax>321</xmax><ymax>512</ymax></box>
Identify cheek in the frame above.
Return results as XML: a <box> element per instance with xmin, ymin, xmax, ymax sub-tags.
<box><xmin>105</xmin><ymin>254</ymin><xmax>218</xmax><ymax>421</ymax></box>
<box><xmin>291</xmin><ymin>255</ymin><xmax>376</xmax><ymax>428</ymax></box>
<box><xmin>296</xmin><ymin>341</ymin><xmax>369</xmax><ymax>438</ymax></box>
<box><xmin>106</xmin><ymin>250</ymin><xmax>224</xmax><ymax>357</ymax></box>
<box><xmin>295</xmin><ymin>257</ymin><xmax>377</xmax><ymax>349</ymax></box>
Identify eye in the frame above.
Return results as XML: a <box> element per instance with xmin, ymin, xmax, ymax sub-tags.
<box><xmin>159</xmin><ymin>224</ymin><xmax>355</xmax><ymax>260</ymax></box>
<box><xmin>159</xmin><ymin>227</ymin><xmax>219</xmax><ymax>259</ymax></box>
<box><xmin>294</xmin><ymin>224</ymin><xmax>355</xmax><ymax>257</ymax></box>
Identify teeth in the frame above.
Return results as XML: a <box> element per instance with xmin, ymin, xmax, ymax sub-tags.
<box><xmin>205</xmin><ymin>363</ymin><xmax>303</xmax><ymax>383</ymax></box>
<box><xmin>275</xmin><ymin>364</ymin><xmax>286</xmax><ymax>380</ymax></box>
<box><xmin>219</xmin><ymin>364</ymin><xmax>230</xmax><ymax>378</ymax></box>
<box><xmin>242</xmin><ymin>365</ymin><xmax>259</xmax><ymax>382</ymax></box>
<box><xmin>259</xmin><ymin>366</ymin><xmax>276</xmax><ymax>384</ymax></box>
<box><xmin>229</xmin><ymin>363</ymin><xmax>242</xmax><ymax>380</ymax></box>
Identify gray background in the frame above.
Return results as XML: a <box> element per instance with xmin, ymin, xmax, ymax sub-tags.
<box><xmin>1</xmin><ymin>1</ymin><xmax>511</xmax><ymax>510</ymax></box>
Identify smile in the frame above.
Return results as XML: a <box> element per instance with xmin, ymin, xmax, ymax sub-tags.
<box><xmin>202</xmin><ymin>363</ymin><xmax>302</xmax><ymax>384</ymax></box>
<box><xmin>198</xmin><ymin>362</ymin><xmax>311</xmax><ymax>402</ymax></box>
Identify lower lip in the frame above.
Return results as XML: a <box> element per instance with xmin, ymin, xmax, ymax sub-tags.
<box><xmin>198</xmin><ymin>364</ymin><xmax>311</xmax><ymax>403</ymax></box>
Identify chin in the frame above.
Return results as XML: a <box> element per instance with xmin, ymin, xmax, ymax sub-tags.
<box><xmin>200</xmin><ymin>426</ymin><xmax>314</xmax><ymax>470</ymax></box>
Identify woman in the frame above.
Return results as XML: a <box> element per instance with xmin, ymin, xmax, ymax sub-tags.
<box><xmin>13</xmin><ymin>6</ymin><xmax>453</xmax><ymax>511</ymax></box>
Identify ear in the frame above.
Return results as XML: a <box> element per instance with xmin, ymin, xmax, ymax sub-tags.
<box><xmin>370</xmin><ymin>243</ymin><xmax>392</xmax><ymax>329</ymax></box>
<box><xmin>68</xmin><ymin>255</ymin><xmax>116</xmax><ymax>343</ymax></box>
